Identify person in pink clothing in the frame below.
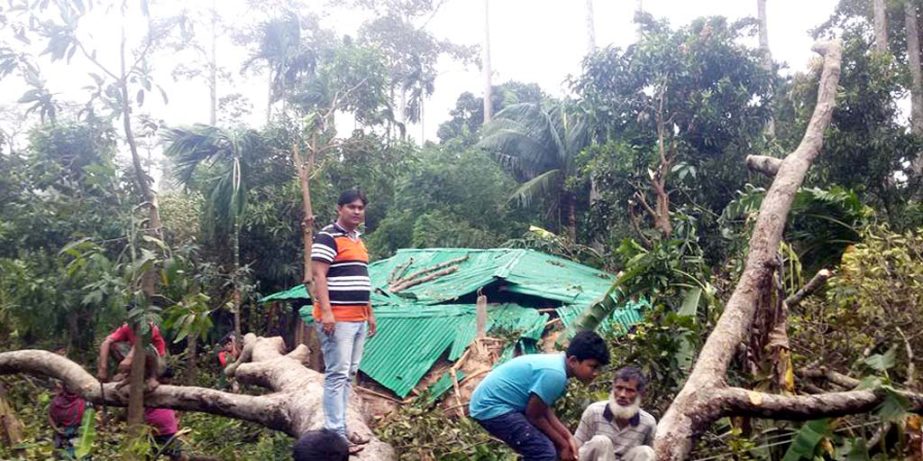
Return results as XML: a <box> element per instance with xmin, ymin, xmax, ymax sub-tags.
<box><xmin>48</xmin><ymin>346</ymin><xmax>86</xmax><ymax>459</ymax></box>
<box><xmin>144</xmin><ymin>368</ymin><xmax>185</xmax><ymax>460</ymax></box>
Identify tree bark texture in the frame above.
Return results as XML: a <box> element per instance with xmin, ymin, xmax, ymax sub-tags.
<box><xmin>905</xmin><ymin>0</ymin><xmax>923</xmax><ymax>177</ymax></box>
<box><xmin>0</xmin><ymin>335</ymin><xmax>395</xmax><ymax>460</ymax></box>
<box><xmin>585</xmin><ymin>0</ymin><xmax>596</xmax><ymax>54</ymax></box>
<box><xmin>654</xmin><ymin>41</ymin><xmax>843</xmax><ymax>460</ymax></box>
<box><xmin>295</xmin><ymin>141</ymin><xmax>317</xmax><ymax>346</ymax></box>
<box><xmin>757</xmin><ymin>0</ymin><xmax>776</xmax><ymax>138</ymax></box>
<box><xmin>873</xmin><ymin>0</ymin><xmax>889</xmax><ymax>53</ymax></box>
<box><xmin>482</xmin><ymin>0</ymin><xmax>493</xmax><ymax>124</ymax></box>
<box><xmin>746</xmin><ymin>154</ymin><xmax>782</xmax><ymax>177</ymax></box>
<box><xmin>119</xmin><ymin>17</ymin><xmax>161</xmax><ymax>430</ymax></box>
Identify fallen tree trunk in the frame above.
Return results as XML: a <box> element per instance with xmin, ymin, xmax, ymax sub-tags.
<box><xmin>0</xmin><ymin>334</ymin><xmax>394</xmax><ymax>460</ymax></box>
<box><xmin>655</xmin><ymin>40</ymin><xmax>850</xmax><ymax>459</ymax></box>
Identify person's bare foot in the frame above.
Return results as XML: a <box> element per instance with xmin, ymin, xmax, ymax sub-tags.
<box><xmin>145</xmin><ymin>377</ymin><xmax>160</xmax><ymax>392</ymax></box>
<box><xmin>347</xmin><ymin>443</ymin><xmax>365</xmax><ymax>456</ymax></box>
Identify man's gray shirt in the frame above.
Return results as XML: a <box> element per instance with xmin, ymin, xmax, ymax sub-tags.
<box><xmin>574</xmin><ymin>401</ymin><xmax>657</xmax><ymax>458</ymax></box>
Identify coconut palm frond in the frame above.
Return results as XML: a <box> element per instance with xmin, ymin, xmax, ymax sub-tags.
<box><xmin>509</xmin><ymin>168</ymin><xmax>563</xmax><ymax>209</ymax></box>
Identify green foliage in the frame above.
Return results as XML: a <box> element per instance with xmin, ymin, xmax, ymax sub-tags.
<box><xmin>782</xmin><ymin>419</ymin><xmax>833</xmax><ymax>461</ymax></box>
<box><xmin>366</xmin><ymin>146</ymin><xmax>531</xmax><ymax>258</ymax></box>
<box><xmin>437</xmin><ymin>82</ymin><xmax>545</xmax><ymax>147</ymax></box>
<box><xmin>375</xmin><ymin>404</ymin><xmax>515</xmax><ymax>460</ymax></box>
<box><xmin>777</xmin><ymin>26</ymin><xmax>921</xmax><ymax>216</ymax></box>
<box><xmin>478</xmin><ymin>101</ymin><xmax>590</xmax><ymax>237</ymax></box>
<box><xmin>73</xmin><ymin>407</ymin><xmax>96</xmax><ymax>459</ymax></box>
<box><xmin>578</xmin><ymin>15</ymin><xmax>773</xmax><ymax>251</ymax></box>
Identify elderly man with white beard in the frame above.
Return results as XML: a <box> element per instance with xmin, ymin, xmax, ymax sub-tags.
<box><xmin>573</xmin><ymin>367</ymin><xmax>656</xmax><ymax>461</ymax></box>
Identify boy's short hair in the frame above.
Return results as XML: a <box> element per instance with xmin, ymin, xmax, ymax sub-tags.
<box><xmin>293</xmin><ymin>429</ymin><xmax>349</xmax><ymax>461</ymax></box>
<box><xmin>613</xmin><ymin>366</ymin><xmax>647</xmax><ymax>392</ymax></box>
<box><xmin>337</xmin><ymin>188</ymin><xmax>368</xmax><ymax>206</ymax></box>
<box><xmin>566</xmin><ymin>330</ymin><xmax>610</xmax><ymax>365</ymax></box>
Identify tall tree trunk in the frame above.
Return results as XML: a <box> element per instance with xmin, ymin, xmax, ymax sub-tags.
<box><xmin>266</xmin><ymin>71</ymin><xmax>273</xmax><ymax>126</ymax></box>
<box><xmin>482</xmin><ymin>0</ymin><xmax>493</xmax><ymax>124</ymax></box>
<box><xmin>584</xmin><ymin>0</ymin><xmax>596</xmax><ymax>54</ymax></box>
<box><xmin>208</xmin><ymin>0</ymin><xmax>218</xmax><ymax>126</ymax></box>
<box><xmin>186</xmin><ymin>332</ymin><xmax>198</xmax><ymax>379</ymax></box>
<box><xmin>120</xmin><ymin>20</ymin><xmax>160</xmax><ymax>431</ymax></box>
<box><xmin>908</xmin><ymin>0</ymin><xmax>923</xmax><ymax>176</ymax></box>
<box><xmin>294</xmin><ymin>140</ymin><xmax>317</xmax><ymax>346</ymax></box>
<box><xmin>233</xmin><ymin>220</ymin><xmax>242</xmax><ymax>340</ymax></box>
<box><xmin>873</xmin><ymin>0</ymin><xmax>889</xmax><ymax>53</ymax></box>
<box><xmin>566</xmin><ymin>193</ymin><xmax>577</xmax><ymax>242</ymax></box>
<box><xmin>906</xmin><ymin>0</ymin><xmax>923</xmax><ymax>133</ymax></box>
<box><xmin>758</xmin><ymin>0</ymin><xmax>776</xmax><ymax>138</ymax></box>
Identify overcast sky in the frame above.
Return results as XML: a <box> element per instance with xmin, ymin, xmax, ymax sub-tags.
<box><xmin>0</xmin><ymin>0</ymin><xmax>841</xmax><ymax>150</ymax></box>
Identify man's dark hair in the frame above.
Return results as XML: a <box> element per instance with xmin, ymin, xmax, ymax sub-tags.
<box><xmin>566</xmin><ymin>330</ymin><xmax>610</xmax><ymax>365</ymax></box>
<box><xmin>337</xmin><ymin>188</ymin><xmax>368</xmax><ymax>206</ymax></box>
<box><xmin>293</xmin><ymin>429</ymin><xmax>349</xmax><ymax>461</ymax></box>
<box><xmin>613</xmin><ymin>366</ymin><xmax>647</xmax><ymax>392</ymax></box>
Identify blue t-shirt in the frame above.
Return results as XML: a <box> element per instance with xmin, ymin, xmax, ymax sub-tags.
<box><xmin>469</xmin><ymin>353</ymin><xmax>568</xmax><ymax>420</ymax></box>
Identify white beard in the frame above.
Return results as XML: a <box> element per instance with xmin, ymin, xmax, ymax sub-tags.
<box><xmin>608</xmin><ymin>394</ymin><xmax>641</xmax><ymax>421</ymax></box>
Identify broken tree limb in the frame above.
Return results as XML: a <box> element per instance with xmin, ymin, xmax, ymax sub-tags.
<box><xmin>387</xmin><ymin>255</ymin><xmax>468</xmax><ymax>292</ymax></box>
<box><xmin>785</xmin><ymin>268</ymin><xmax>833</xmax><ymax>308</ymax></box>
<box><xmin>390</xmin><ymin>266</ymin><xmax>460</xmax><ymax>293</ymax></box>
<box><xmin>0</xmin><ymin>334</ymin><xmax>395</xmax><ymax>460</ymax></box>
<box><xmin>746</xmin><ymin>154</ymin><xmax>783</xmax><ymax>177</ymax></box>
<box><xmin>654</xmin><ymin>41</ymin><xmax>843</xmax><ymax>460</ymax></box>
<box><xmin>798</xmin><ymin>367</ymin><xmax>861</xmax><ymax>389</ymax></box>
<box><xmin>722</xmin><ymin>386</ymin><xmax>923</xmax><ymax>420</ymax></box>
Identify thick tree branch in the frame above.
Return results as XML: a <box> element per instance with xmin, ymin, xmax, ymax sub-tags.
<box><xmin>785</xmin><ymin>268</ymin><xmax>832</xmax><ymax>308</ymax></box>
<box><xmin>0</xmin><ymin>335</ymin><xmax>396</xmax><ymax>460</ymax></box>
<box><xmin>722</xmin><ymin>386</ymin><xmax>923</xmax><ymax>420</ymax></box>
<box><xmin>655</xmin><ymin>41</ymin><xmax>843</xmax><ymax>460</ymax></box>
<box><xmin>0</xmin><ymin>350</ymin><xmax>287</xmax><ymax>431</ymax></box>
<box><xmin>746</xmin><ymin>154</ymin><xmax>782</xmax><ymax>177</ymax></box>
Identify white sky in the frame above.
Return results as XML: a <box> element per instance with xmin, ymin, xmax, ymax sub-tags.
<box><xmin>0</xmin><ymin>0</ymin><xmax>840</xmax><ymax>153</ymax></box>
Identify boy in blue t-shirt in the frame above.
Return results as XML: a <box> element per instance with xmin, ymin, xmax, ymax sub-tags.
<box><xmin>469</xmin><ymin>330</ymin><xmax>610</xmax><ymax>461</ymax></box>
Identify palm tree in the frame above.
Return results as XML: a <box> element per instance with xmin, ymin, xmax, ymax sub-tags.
<box><xmin>478</xmin><ymin>102</ymin><xmax>590</xmax><ymax>241</ymax></box>
<box><xmin>163</xmin><ymin>125</ymin><xmax>263</xmax><ymax>339</ymax></box>
<box><xmin>242</xmin><ymin>11</ymin><xmax>320</xmax><ymax>123</ymax></box>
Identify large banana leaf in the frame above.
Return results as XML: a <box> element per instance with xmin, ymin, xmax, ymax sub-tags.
<box><xmin>73</xmin><ymin>407</ymin><xmax>96</xmax><ymax>459</ymax></box>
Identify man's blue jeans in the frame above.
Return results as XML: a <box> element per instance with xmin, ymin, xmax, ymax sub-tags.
<box><xmin>475</xmin><ymin>411</ymin><xmax>557</xmax><ymax>461</ymax></box>
<box><xmin>316</xmin><ymin>320</ymin><xmax>368</xmax><ymax>438</ymax></box>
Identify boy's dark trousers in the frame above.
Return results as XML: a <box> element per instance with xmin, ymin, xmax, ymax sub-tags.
<box><xmin>475</xmin><ymin>411</ymin><xmax>557</xmax><ymax>461</ymax></box>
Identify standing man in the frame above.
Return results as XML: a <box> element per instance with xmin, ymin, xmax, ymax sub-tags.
<box><xmin>574</xmin><ymin>366</ymin><xmax>656</xmax><ymax>461</ymax></box>
<box><xmin>311</xmin><ymin>189</ymin><xmax>377</xmax><ymax>454</ymax></box>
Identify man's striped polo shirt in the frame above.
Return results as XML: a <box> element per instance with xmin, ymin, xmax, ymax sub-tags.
<box><xmin>311</xmin><ymin>222</ymin><xmax>371</xmax><ymax>322</ymax></box>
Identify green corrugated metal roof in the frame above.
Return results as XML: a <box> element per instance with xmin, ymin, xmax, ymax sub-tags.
<box><xmin>261</xmin><ymin>248</ymin><xmax>639</xmax><ymax>398</ymax></box>
<box><xmin>298</xmin><ymin>303</ymin><xmax>549</xmax><ymax>398</ymax></box>
<box><xmin>424</xmin><ymin>370</ymin><xmax>466</xmax><ymax>405</ymax></box>
<box><xmin>261</xmin><ymin>248</ymin><xmax>616</xmax><ymax>308</ymax></box>
<box><xmin>368</xmin><ymin>248</ymin><xmax>615</xmax><ymax>305</ymax></box>
<box><xmin>556</xmin><ymin>299</ymin><xmax>649</xmax><ymax>336</ymax></box>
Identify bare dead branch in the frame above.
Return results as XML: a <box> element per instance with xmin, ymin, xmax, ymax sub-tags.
<box><xmin>798</xmin><ymin>367</ymin><xmax>861</xmax><ymax>389</ymax></box>
<box><xmin>785</xmin><ymin>268</ymin><xmax>833</xmax><ymax>308</ymax></box>
<box><xmin>897</xmin><ymin>327</ymin><xmax>916</xmax><ymax>388</ymax></box>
